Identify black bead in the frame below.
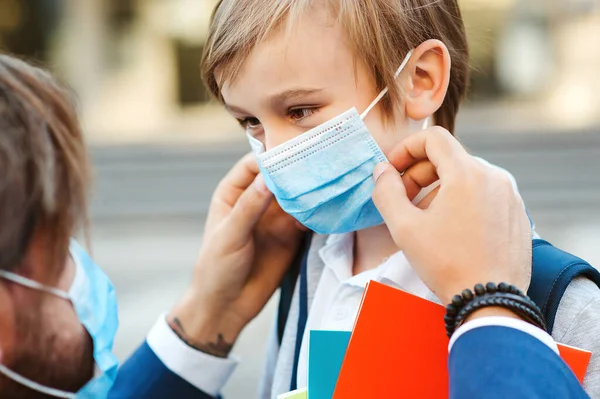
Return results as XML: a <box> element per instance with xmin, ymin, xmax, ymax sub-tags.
<box><xmin>485</xmin><ymin>282</ymin><xmax>497</xmax><ymax>293</ymax></box>
<box><xmin>449</xmin><ymin>291</ymin><xmax>548</xmax><ymax>334</ymax></box>
<box><xmin>452</xmin><ymin>295</ymin><xmax>463</xmax><ymax>308</ymax></box>
<box><xmin>474</xmin><ymin>284</ymin><xmax>486</xmax><ymax>296</ymax></box>
<box><xmin>461</xmin><ymin>289</ymin><xmax>474</xmax><ymax>301</ymax></box>
<box><xmin>446</xmin><ymin>304</ymin><xmax>458</xmax><ymax>316</ymax></box>
<box><xmin>508</xmin><ymin>285</ymin><xmax>520</xmax><ymax>295</ymax></box>
<box><xmin>498</xmin><ymin>282</ymin><xmax>510</xmax><ymax>292</ymax></box>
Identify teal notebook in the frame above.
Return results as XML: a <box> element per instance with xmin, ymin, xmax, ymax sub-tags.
<box><xmin>308</xmin><ymin>330</ymin><xmax>351</xmax><ymax>399</ymax></box>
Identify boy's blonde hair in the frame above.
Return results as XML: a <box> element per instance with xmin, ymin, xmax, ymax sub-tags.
<box><xmin>201</xmin><ymin>0</ymin><xmax>469</xmax><ymax>133</ymax></box>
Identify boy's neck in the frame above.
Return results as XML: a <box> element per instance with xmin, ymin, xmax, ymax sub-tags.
<box><xmin>353</xmin><ymin>224</ymin><xmax>400</xmax><ymax>276</ymax></box>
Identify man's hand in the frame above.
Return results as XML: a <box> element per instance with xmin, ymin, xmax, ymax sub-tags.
<box><xmin>372</xmin><ymin>127</ymin><xmax>532</xmax><ymax>305</ymax></box>
<box><xmin>169</xmin><ymin>153</ymin><xmax>304</xmax><ymax>357</ymax></box>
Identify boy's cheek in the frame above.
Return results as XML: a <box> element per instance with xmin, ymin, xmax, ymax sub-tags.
<box><xmin>372</xmin><ymin>126</ymin><xmax>411</xmax><ymax>158</ymax></box>
<box><xmin>375</xmin><ymin>118</ymin><xmax>430</xmax><ymax>158</ymax></box>
<box><xmin>364</xmin><ymin>108</ymin><xmax>412</xmax><ymax>156</ymax></box>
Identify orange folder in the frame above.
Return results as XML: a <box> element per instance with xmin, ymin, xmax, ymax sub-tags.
<box><xmin>558</xmin><ymin>343</ymin><xmax>592</xmax><ymax>383</ymax></box>
<box><xmin>333</xmin><ymin>281</ymin><xmax>591</xmax><ymax>398</ymax></box>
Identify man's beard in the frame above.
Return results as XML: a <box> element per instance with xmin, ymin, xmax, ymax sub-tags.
<box><xmin>0</xmin><ymin>298</ymin><xmax>94</xmax><ymax>398</ymax></box>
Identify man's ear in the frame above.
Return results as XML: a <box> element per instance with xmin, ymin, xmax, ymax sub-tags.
<box><xmin>403</xmin><ymin>39</ymin><xmax>451</xmax><ymax>121</ymax></box>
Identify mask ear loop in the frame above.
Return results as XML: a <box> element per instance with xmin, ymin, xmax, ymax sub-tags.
<box><xmin>422</xmin><ymin>116</ymin><xmax>430</xmax><ymax>130</ymax></box>
<box><xmin>409</xmin><ymin>115</ymin><xmax>438</xmax><ymax>203</ymax></box>
<box><xmin>360</xmin><ymin>49</ymin><xmax>415</xmax><ymax>120</ymax></box>
<box><xmin>0</xmin><ymin>270</ymin><xmax>70</xmax><ymax>300</ymax></box>
<box><xmin>0</xmin><ymin>270</ymin><xmax>76</xmax><ymax>398</ymax></box>
<box><xmin>0</xmin><ymin>364</ymin><xmax>76</xmax><ymax>399</ymax></box>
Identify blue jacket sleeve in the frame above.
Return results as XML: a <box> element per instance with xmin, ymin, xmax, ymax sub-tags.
<box><xmin>108</xmin><ymin>341</ymin><xmax>217</xmax><ymax>399</ymax></box>
<box><xmin>449</xmin><ymin>326</ymin><xmax>589</xmax><ymax>399</ymax></box>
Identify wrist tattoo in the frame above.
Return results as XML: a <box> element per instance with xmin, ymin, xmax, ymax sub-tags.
<box><xmin>168</xmin><ymin>317</ymin><xmax>233</xmax><ymax>358</ymax></box>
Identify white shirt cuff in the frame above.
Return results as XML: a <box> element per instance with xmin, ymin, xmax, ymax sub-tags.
<box><xmin>146</xmin><ymin>313</ymin><xmax>239</xmax><ymax>396</ymax></box>
<box><xmin>448</xmin><ymin>316</ymin><xmax>559</xmax><ymax>355</ymax></box>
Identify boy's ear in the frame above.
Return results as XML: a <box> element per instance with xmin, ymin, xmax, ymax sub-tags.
<box><xmin>403</xmin><ymin>39</ymin><xmax>451</xmax><ymax>121</ymax></box>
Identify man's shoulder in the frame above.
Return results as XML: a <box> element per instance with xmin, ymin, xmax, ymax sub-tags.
<box><xmin>449</xmin><ymin>324</ymin><xmax>588</xmax><ymax>399</ymax></box>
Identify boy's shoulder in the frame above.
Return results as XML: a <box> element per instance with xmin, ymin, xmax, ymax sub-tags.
<box><xmin>554</xmin><ymin>276</ymin><xmax>600</xmax><ymax>342</ymax></box>
<box><xmin>553</xmin><ymin>276</ymin><xmax>600</xmax><ymax>394</ymax></box>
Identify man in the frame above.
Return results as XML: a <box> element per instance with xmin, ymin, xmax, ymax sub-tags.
<box><xmin>111</xmin><ymin>128</ymin><xmax>588</xmax><ymax>398</ymax></box>
<box><xmin>0</xmin><ymin>55</ymin><xmax>118</xmax><ymax>398</ymax></box>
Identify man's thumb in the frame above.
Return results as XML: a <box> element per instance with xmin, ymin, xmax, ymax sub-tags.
<box><xmin>372</xmin><ymin>162</ymin><xmax>419</xmax><ymax>232</ymax></box>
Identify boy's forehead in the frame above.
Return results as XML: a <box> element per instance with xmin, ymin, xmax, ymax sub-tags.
<box><xmin>221</xmin><ymin>12</ymin><xmax>358</xmax><ymax>102</ymax></box>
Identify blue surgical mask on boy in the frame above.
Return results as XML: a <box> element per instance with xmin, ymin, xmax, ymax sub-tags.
<box><xmin>248</xmin><ymin>50</ymin><xmax>421</xmax><ymax>234</ymax></box>
<box><xmin>0</xmin><ymin>240</ymin><xmax>119</xmax><ymax>398</ymax></box>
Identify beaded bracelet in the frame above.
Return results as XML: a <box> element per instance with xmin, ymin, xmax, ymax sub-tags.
<box><xmin>444</xmin><ymin>282</ymin><xmax>546</xmax><ymax>338</ymax></box>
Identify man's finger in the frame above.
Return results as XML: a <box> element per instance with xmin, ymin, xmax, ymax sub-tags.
<box><xmin>226</xmin><ymin>174</ymin><xmax>274</xmax><ymax>239</ymax></box>
<box><xmin>387</xmin><ymin>127</ymin><xmax>467</xmax><ymax>180</ymax></box>
<box><xmin>402</xmin><ymin>160</ymin><xmax>439</xmax><ymax>201</ymax></box>
<box><xmin>372</xmin><ymin>163</ymin><xmax>420</xmax><ymax>235</ymax></box>
<box><xmin>214</xmin><ymin>153</ymin><xmax>261</xmax><ymax>206</ymax></box>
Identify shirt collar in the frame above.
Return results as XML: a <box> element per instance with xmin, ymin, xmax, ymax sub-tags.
<box><xmin>318</xmin><ymin>233</ymin><xmax>354</xmax><ymax>282</ymax></box>
<box><xmin>318</xmin><ymin>233</ymin><xmax>433</xmax><ymax>300</ymax></box>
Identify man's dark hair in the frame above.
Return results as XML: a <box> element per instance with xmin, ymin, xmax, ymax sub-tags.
<box><xmin>0</xmin><ymin>54</ymin><xmax>91</xmax><ymax>274</ymax></box>
<box><xmin>0</xmin><ymin>54</ymin><xmax>94</xmax><ymax>397</ymax></box>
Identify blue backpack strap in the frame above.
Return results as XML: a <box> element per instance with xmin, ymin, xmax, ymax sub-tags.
<box><xmin>528</xmin><ymin>238</ymin><xmax>600</xmax><ymax>334</ymax></box>
<box><xmin>277</xmin><ymin>261</ymin><xmax>299</xmax><ymax>344</ymax></box>
<box><xmin>289</xmin><ymin>242</ymin><xmax>310</xmax><ymax>391</ymax></box>
<box><xmin>277</xmin><ymin>233</ymin><xmax>312</xmax><ymax>346</ymax></box>
<box><xmin>274</xmin><ymin>233</ymin><xmax>311</xmax><ymax>392</ymax></box>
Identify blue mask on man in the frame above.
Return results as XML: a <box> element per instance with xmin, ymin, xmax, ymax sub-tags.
<box><xmin>0</xmin><ymin>240</ymin><xmax>119</xmax><ymax>398</ymax></box>
<box><xmin>248</xmin><ymin>50</ymin><xmax>416</xmax><ymax>234</ymax></box>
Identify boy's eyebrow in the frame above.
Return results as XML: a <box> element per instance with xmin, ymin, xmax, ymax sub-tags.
<box><xmin>224</xmin><ymin>88</ymin><xmax>325</xmax><ymax>115</ymax></box>
<box><xmin>224</xmin><ymin>103</ymin><xmax>250</xmax><ymax>115</ymax></box>
<box><xmin>269</xmin><ymin>88</ymin><xmax>324</xmax><ymax>107</ymax></box>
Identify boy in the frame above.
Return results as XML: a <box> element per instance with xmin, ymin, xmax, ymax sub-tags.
<box><xmin>200</xmin><ymin>0</ymin><xmax>600</xmax><ymax>396</ymax></box>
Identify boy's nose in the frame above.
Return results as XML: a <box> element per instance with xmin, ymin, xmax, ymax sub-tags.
<box><xmin>263</xmin><ymin>124</ymin><xmax>300</xmax><ymax>151</ymax></box>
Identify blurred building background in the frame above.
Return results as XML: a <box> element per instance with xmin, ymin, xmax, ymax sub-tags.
<box><xmin>2</xmin><ymin>0</ymin><xmax>600</xmax><ymax>139</ymax></box>
<box><xmin>1</xmin><ymin>0</ymin><xmax>600</xmax><ymax>397</ymax></box>
<box><xmin>0</xmin><ymin>0</ymin><xmax>239</xmax><ymax>141</ymax></box>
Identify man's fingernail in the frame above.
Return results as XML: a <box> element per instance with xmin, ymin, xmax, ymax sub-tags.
<box><xmin>254</xmin><ymin>174</ymin><xmax>270</xmax><ymax>194</ymax></box>
<box><xmin>373</xmin><ymin>163</ymin><xmax>390</xmax><ymax>183</ymax></box>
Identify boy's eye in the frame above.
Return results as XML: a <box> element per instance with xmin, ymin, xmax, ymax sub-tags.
<box><xmin>239</xmin><ymin>117</ymin><xmax>261</xmax><ymax>130</ymax></box>
<box><xmin>288</xmin><ymin>108</ymin><xmax>316</xmax><ymax>123</ymax></box>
